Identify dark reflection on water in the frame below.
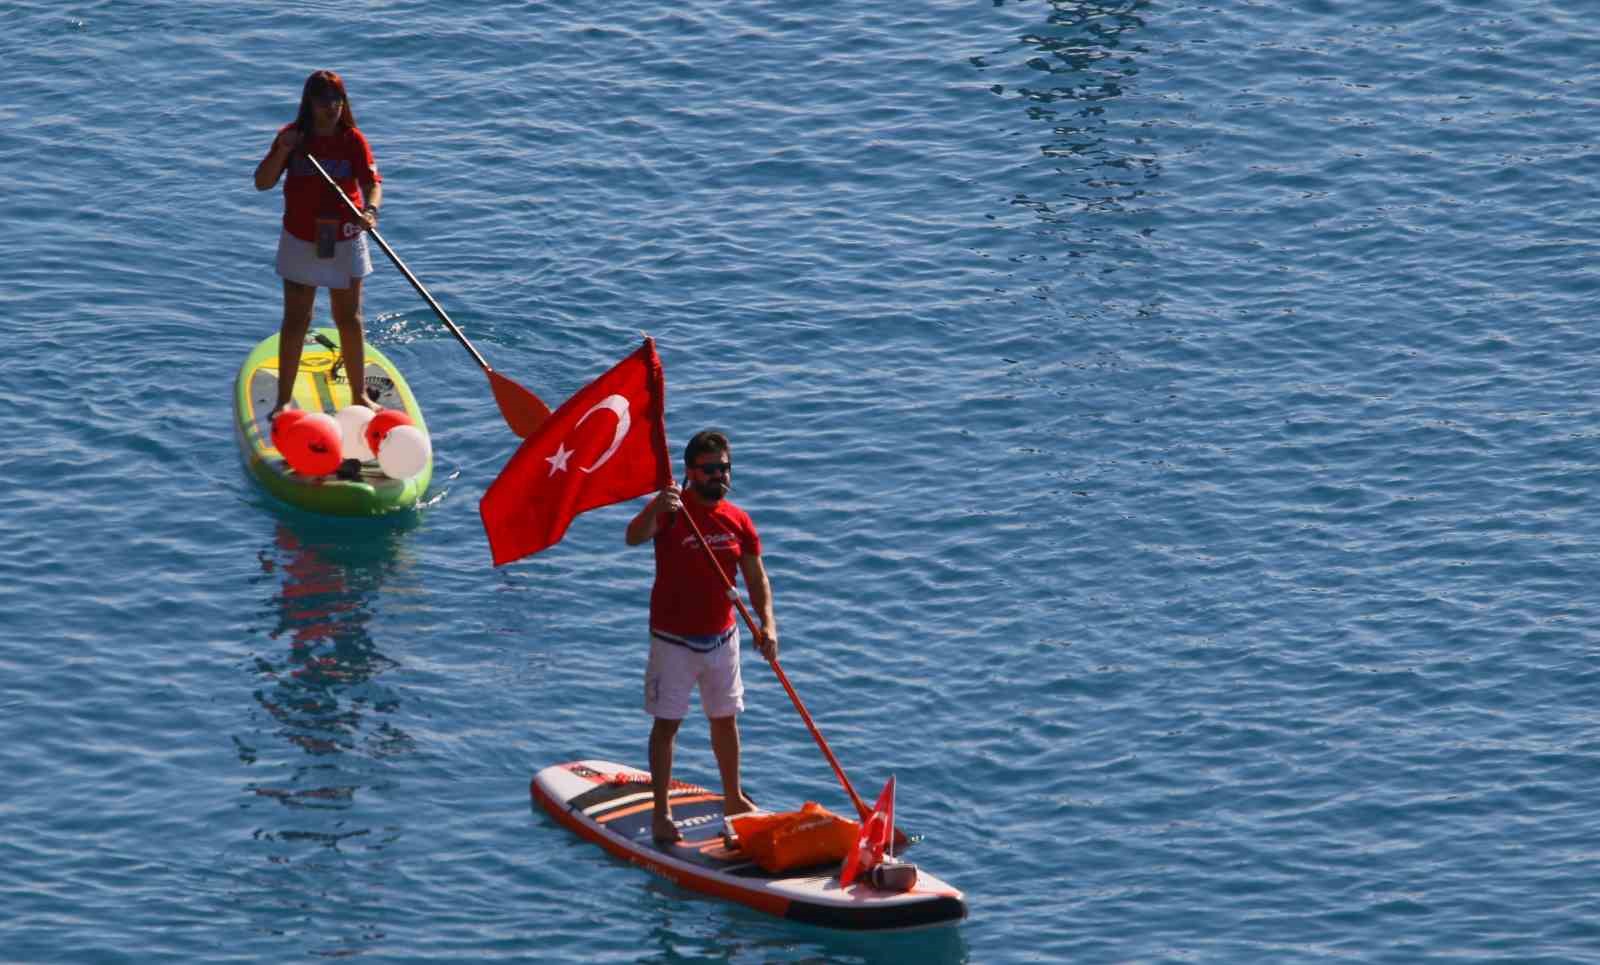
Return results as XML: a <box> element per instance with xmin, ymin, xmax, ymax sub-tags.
<box><xmin>220</xmin><ymin>513</ymin><xmax>424</xmax><ymax>957</ymax></box>
<box><xmin>634</xmin><ymin>876</ymin><xmax>970</xmax><ymax>964</ymax></box>
<box><xmin>239</xmin><ymin>512</ymin><xmax>418</xmax><ymax>847</ymax></box>
<box><xmin>982</xmin><ymin>0</ymin><xmax>1158</xmax><ymax>244</ymax></box>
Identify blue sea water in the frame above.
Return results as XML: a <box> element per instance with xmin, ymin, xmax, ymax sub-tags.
<box><xmin>5</xmin><ymin>0</ymin><xmax>1600</xmax><ymax>960</ymax></box>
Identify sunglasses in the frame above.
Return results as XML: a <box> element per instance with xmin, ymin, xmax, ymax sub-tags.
<box><xmin>692</xmin><ymin>462</ymin><xmax>731</xmax><ymax>475</ymax></box>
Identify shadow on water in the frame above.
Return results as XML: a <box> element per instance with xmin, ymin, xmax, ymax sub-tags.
<box><xmin>634</xmin><ymin>877</ymin><xmax>970</xmax><ymax>965</ymax></box>
<box><xmin>979</xmin><ymin>0</ymin><xmax>1160</xmax><ymax>293</ymax></box>
<box><xmin>236</xmin><ymin>508</ymin><xmax>418</xmax><ymax>855</ymax></box>
<box><xmin>1001</xmin><ymin>0</ymin><xmax>1156</xmax><ymax>215</ymax></box>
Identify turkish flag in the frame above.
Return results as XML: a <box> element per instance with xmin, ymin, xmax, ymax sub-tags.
<box><xmin>839</xmin><ymin>775</ymin><xmax>895</xmax><ymax>887</ymax></box>
<box><xmin>479</xmin><ymin>339</ymin><xmax>671</xmax><ymax>566</ymax></box>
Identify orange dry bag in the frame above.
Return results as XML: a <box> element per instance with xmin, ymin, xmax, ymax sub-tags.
<box><xmin>730</xmin><ymin>802</ymin><xmax>860</xmax><ymax>873</ymax></box>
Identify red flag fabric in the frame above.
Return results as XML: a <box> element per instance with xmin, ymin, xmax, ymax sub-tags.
<box><xmin>839</xmin><ymin>775</ymin><xmax>895</xmax><ymax>887</ymax></box>
<box><xmin>479</xmin><ymin>339</ymin><xmax>670</xmax><ymax>566</ymax></box>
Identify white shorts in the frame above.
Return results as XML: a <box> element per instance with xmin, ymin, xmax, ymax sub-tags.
<box><xmin>644</xmin><ymin>628</ymin><xmax>744</xmax><ymax>720</ymax></box>
<box><xmin>275</xmin><ymin>227</ymin><xmax>373</xmax><ymax>290</ymax></box>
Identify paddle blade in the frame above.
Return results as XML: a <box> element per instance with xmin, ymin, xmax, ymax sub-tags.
<box><xmin>839</xmin><ymin>775</ymin><xmax>895</xmax><ymax>887</ymax></box>
<box><xmin>487</xmin><ymin>369</ymin><xmax>552</xmax><ymax>437</ymax></box>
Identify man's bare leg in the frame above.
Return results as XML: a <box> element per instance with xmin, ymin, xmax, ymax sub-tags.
<box><xmin>710</xmin><ymin>715</ymin><xmax>757</xmax><ymax>815</ymax></box>
<box><xmin>649</xmin><ymin>717</ymin><xmax>683</xmax><ymax>842</ymax></box>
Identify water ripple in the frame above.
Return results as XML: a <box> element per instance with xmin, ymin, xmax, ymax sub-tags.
<box><xmin>7</xmin><ymin>0</ymin><xmax>1600</xmax><ymax>961</ymax></box>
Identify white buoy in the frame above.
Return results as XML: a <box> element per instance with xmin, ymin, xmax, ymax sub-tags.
<box><xmin>335</xmin><ymin>405</ymin><xmax>378</xmax><ymax>460</ymax></box>
<box><xmin>377</xmin><ymin>424</ymin><xmax>431</xmax><ymax>480</ymax></box>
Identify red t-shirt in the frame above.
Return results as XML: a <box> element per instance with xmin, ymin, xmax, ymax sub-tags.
<box><xmin>650</xmin><ymin>498</ymin><xmax>761</xmax><ymax>637</ymax></box>
<box><xmin>277</xmin><ymin>124</ymin><xmax>381</xmax><ymax>243</ymax></box>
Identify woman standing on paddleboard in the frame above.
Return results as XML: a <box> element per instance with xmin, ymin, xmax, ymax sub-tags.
<box><xmin>254</xmin><ymin>69</ymin><xmax>383</xmax><ymax>421</ymax></box>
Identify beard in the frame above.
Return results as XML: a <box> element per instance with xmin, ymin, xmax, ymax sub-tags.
<box><xmin>692</xmin><ymin>478</ymin><xmax>730</xmax><ymax>503</ymax></box>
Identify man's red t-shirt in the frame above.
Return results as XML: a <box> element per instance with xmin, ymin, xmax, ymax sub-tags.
<box><xmin>650</xmin><ymin>498</ymin><xmax>761</xmax><ymax>638</ymax></box>
<box><xmin>277</xmin><ymin>125</ymin><xmax>381</xmax><ymax>243</ymax></box>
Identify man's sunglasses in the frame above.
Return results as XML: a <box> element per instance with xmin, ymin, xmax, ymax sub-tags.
<box><xmin>692</xmin><ymin>462</ymin><xmax>731</xmax><ymax>475</ymax></box>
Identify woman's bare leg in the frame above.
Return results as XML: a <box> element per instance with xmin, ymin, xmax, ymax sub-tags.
<box><xmin>329</xmin><ymin>277</ymin><xmax>377</xmax><ymax>409</ymax></box>
<box><xmin>273</xmin><ymin>280</ymin><xmax>317</xmax><ymax>419</ymax></box>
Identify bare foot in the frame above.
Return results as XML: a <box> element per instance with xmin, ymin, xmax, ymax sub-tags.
<box><xmin>652</xmin><ymin>814</ymin><xmax>682</xmax><ymax>844</ymax></box>
<box><xmin>267</xmin><ymin>401</ymin><xmax>295</xmax><ymax>423</ymax></box>
<box><xmin>723</xmin><ymin>793</ymin><xmax>759</xmax><ymax>817</ymax></box>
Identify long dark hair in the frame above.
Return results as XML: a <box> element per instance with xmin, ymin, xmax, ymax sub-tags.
<box><xmin>293</xmin><ymin>69</ymin><xmax>358</xmax><ymax>136</ymax></box>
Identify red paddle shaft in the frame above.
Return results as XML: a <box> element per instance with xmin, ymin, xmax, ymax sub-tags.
<box><xmin>673</xmin><ymin>493</ymin><xmax>874</xmax><ymax>823</ymax></box>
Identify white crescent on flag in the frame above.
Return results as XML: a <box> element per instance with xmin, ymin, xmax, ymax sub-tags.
<box><xmin>574</xmin><ymin>394</ymin><xmax>631</xmax><ymax>473</ymax></box>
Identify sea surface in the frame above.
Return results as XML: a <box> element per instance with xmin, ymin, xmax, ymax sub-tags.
<box><xmin>4</xmin><ymin>1</ymin><xmax>1600</xmax><ymax>961</ymax></box>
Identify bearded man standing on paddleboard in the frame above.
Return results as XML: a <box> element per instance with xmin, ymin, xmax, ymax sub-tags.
<box><xmin>626</xmin><ymin>429</ymin><xmax>779</xmax><ymax>844</ymax></box>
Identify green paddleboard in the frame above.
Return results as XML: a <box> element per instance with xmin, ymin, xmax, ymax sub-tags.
<box><xmin>234</xmin><ymin>328</ymin><xmax>432</xmax><ymax>517</ymax></box>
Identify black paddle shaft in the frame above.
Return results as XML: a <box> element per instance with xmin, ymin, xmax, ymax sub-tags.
<box><xmin>301</xmin><ymin>152</ymin><xmax>492</xmax><ymax>373</ymax></box>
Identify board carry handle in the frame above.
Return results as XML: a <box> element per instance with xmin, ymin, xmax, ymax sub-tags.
<box><xmin>302</xmin><ymin>152</ymin><xmax>550</xmax><ymax>438</ymax></box>
<box><xmin>673</xmin><ymin>492</ymin><xmax>910</xmax><ymax>847</ymax></box>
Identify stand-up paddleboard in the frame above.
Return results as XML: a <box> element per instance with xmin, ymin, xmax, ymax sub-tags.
<box><xmin>234</xmin><ymin>328</ymin><xmax>432</xmax><ymax>516</ymax></box>
<box><xmin>531</xmin><ymin>760</ymin><xmax>967</xmax><ymax>931</ymax></box>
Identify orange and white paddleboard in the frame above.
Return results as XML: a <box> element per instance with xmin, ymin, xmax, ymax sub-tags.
<box><xmin>530</xmin><ymin>759</ymin><xmax>966</xmax><ymax>931</ymax></box>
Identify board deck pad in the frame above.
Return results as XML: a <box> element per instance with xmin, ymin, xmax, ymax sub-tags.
<box><xmin>531</xmin><ymin>760</ymin><xmax>967</xmax><ymax>931</ymax></box>
<box><xmin>234</xmin><ymin>328</ymin><xmax>432</xmax><ymax>517</ymax></box>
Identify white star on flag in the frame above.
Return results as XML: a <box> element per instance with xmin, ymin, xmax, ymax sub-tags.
<box><xmin>545</xmin><ymin>443</ymin><xmax>574</xmax><ymax>476</ymax></box>
<box><xmin>479</xmin><ymin>337</ymin><xmax>668</xmax><ymax>567</ymax></box>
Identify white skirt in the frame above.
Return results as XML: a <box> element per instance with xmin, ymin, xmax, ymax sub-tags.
<box><xmin>275</xmin><ymin>228</ymin><xmax>374</xmax><ymax>289</ymax></box>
